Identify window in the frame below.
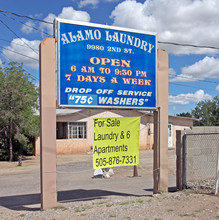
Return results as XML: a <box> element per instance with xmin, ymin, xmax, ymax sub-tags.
<box><xmin>69</xmin><ymin>122</ymin><xmax>87</xmax><ymax>139</ymax></box>
<box><xmin>56</xmin><ymin>122</ymin><xmax>67</xmax><ymax>139</ymax></box>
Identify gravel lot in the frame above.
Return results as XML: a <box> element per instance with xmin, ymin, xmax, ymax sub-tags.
<box><xmin>0</xmin><ymin>149</ymin><xmax>219</xmax><ymax>219</ymax></box>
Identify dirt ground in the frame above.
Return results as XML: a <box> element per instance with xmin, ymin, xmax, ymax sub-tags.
<box><xmin>0</xmin><ymin>150</ymin><xmax>219</xmax><ymax>220</ymax></box>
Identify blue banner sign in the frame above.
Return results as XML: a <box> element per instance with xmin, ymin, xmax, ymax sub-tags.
<box><xmin>55</xmin><ymin>18</ymin><xmax>157</xmax><ymax>109</ymax></box>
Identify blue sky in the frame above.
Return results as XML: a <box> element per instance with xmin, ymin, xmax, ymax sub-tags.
<box><xmin>0</xmin><ymin>0</ymin><xmax>218</xmax><ymax>115</ymax></box>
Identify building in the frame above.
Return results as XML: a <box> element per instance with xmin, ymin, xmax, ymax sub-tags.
<box><xmin>35</xmin><ymin>108</ymin><xmax>196</xmax><ymax>155</ymax></box>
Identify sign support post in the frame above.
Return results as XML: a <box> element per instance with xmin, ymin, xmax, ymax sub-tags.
<box><xmin>153</xmin><ymin>49</ymin><xmax>169</xmax><ymax>193</ymax></box>
<box><xmin>40</xmin><ymin>38</ymin><xmax>57</xmax><ymax>209</ymax></box>
<box><xmin>153</xmin><ymin>108</ymin><xmax>159</xmax><ymax>193</ymax></box>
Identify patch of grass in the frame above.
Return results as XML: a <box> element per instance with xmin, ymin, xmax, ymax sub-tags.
<box><xmin>106</xmin><ymin>203</ymin><xmax>114</xmax><ymax>207</ymax></box>
<box><xmin>137</xmin><ymin>200</ymin><xmax>144</xmax><ymax>204</ymax></box>
<box><xmin>119</xmin><ymin>201</ymin><xmax>130</xmax><ymax>206</ymax></box>
<box><xmin>119</xmin><ymin>200</ymin><xmax>135</xmax><ymax>205</ymax></box>
<box><xmin>109</xmin><ymin>214</ymin><xmax>116</xmax><ymax>218</ymax></box>
<box><xmin>82</xmin><ymin>205</ymin><xmax>91</xmax><ymax>210</ymax></box>
<box><xmin>147</xmin><ymin>199</ymin><xmax>152</xmax><ymax>203</ymax></box>
<box><xmin>53</xmin><ymin>206</ymin><xmax>68</xmax><ymax>211</ymax></box>
<box><xmin>18</xmin><ymin>214</ymin><xmax>26</xmax><ymax>217</ymax></box>
<box><xmin>194</xmin><ymin>210</ymin><xmax>201</xmax><ymax>213</ymax></box>
<box><xmin>93</xmin><ymin>201</ymin><xmax>105</xmax><ymax>205</ymax></box>
<box><xmin>75</xmin><ymin>208</ymin><xmax>82</xmax><ymax>213</ymax></box>
<box><xmin>215</xmin><ymin>216</ymin><xmax>219</xmax><ymax>219</ymax></box>
<box><xmin>154</xmin><ymin>218</ymin><xmax>162</xmax><ymax>220</ymax></box>
<box><xmin>74</xmin><ymin>205</ymin><xmax>91</xmax><ymax>213</ymax></box>
<box><xmin>179</xmin><ymin>213</ymin><xmax>196</xmax><ymax>218</ymax></box>
<box><xmin>158</xmin><ymin>190</ymin><xmax>165</xmax><ymax>194</ymax></box>
<box><xmin>179</xmin><ymin>213</ymin><xmax>190</xmax><ymax>217</ymax></box>
<box><xmin>80</xmin><ymin>213</ymin><xmax>86</xmax><ymax>216</ymax></box>
<box><xmin>167</xmin><ymin>209</ymin><xmax>173</xmax><ymax>212</ymax></box>
<box><xmin>81</xmin><ymin>207</ymin><xmax>86</xmax><ymax>212</ymax></box>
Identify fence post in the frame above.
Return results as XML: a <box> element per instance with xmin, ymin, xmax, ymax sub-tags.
<box><xmin>176</xmin><ymin>130</ymin><xmax>185</xmax><ymax>190</ymax></box>
<box><xmin>215</xmin><ymin>150</ymin><xmax>219</xmax><ymax>195</ymax></box>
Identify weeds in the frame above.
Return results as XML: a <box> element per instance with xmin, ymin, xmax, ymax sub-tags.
<box><xmin>179</xmin><ymin>213</ymin><xmax>196</xmax><ymax>218</ymax></box>
<box><xmin>137</xmin><ymin>200</ymin><xmax>144</xmax><ymax>204</ymax></box>
<box><xmin>147</xmin><ymin>199</ymin><xmax>152</xmax><ymax>203</ymax></box>
<box><xmin>53</xmin><ymin>206</ymin><xmax>68</xmax><ymax>211</ymax></box>
<box><xmin>179</xmin><ymin>213</ymin><xmax>190</xmax><ymax>217</ymax></box>
<box><xmin>119</xmin><ymin>201</ymin><xmax>130</xmax><ymax>206</ymax></box>
<box><xmin>93</xmin><ymin>201</ymin><xmax>105</xmax><ymax>205</ymax></box>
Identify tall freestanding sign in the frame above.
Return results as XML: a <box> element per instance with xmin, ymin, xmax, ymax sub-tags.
<box><xmin>55</xmin><ymin>18</ymin><xmax>157</xmax><ymax>109</ymax></box>
<box><xmin>40</xmin><ymin>19</ymin><xmax>168</xmax><ymax>209</ymax></box>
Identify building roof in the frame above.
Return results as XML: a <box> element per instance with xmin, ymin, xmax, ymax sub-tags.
<box><xmin>169</xmin><ymin>115</ymin><xmax>198</xmax><ymax>121</ymax></box>
<box><xmin>56</xmin><ymin>108</ymin><xmax>198</xmax><ymax>121</ymax></box>
<box><xmin>56</xmin><ymin>108</ymin><xmax>82</xmax><ymax>115</ymax></box>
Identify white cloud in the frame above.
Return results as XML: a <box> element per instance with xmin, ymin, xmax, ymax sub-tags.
<box><xmin>171</xmin><ymin>56</ymin><xmax>219</xmax><ymax>82</ymax></box>
<box><xmin>110</xmin><ymin>0</ymin><xmax>219</xmax><ymax>55</ymax></box>
<box><xmin>169</xmin><ymin>68</ymin><xmax>176</xmax><ymax>77</ymax></box>
<box><xmin>21</xmin><ymin>21</ymin><xmax>36</xmax><ymax>34</ymax></box>
<box><xmin>0</xmin><ymin>59</ymin><xmax>2</xmax><ymax>67</ymax></box>
<box><xmin>169</xmin><ymin>90</ymin><xmax>212</xmax><ymax>105</ymax></box>
<box><xmin>216</xmin><ymin>85</ymin><xmax>219</xmax><ymax>91</ymax></box>
<box><xmin>78</xmin><ymin>0</ymin><xmax>99</xmax><ymax>8</ymax></box>
<box><xmin>2</xmin><ymin>38</ymin><xmax>40</xmax><ymax>69</ymax></box>
<box><xmin>105</xmin><ymin>0</ymin><xmax>119</xmax><ymax>2</ymax></box>
<box><xmin>77</xmin><ymin>0</ymin><xmax>119</xmax><ymax>8</ymax></box>
<box><xmin>40</xmin><ymin>7</ymin><xmax>90</xmax><ymax>36</ymax></box>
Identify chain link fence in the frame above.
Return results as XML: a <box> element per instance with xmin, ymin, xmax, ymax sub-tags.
<box><xmin>184</xmin><ymin>133</ymin><xmax>219</xmax><ymax>193</ymax></box>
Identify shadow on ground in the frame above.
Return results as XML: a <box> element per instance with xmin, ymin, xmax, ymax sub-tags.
<box><xmin>0</xmin><ymin>189</ymin><xmax>145</xmax><ymax>211</ymax></box>
<box><xmin>144</xmin><ymin>186</ymin><xmax>177</xmax><ymax>193</ymax></box>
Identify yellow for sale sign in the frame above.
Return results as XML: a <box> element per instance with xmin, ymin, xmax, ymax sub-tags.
<box><xmin>93</xmin><ymin>117</ymin><xmax>140</xmax><ymax>169</ymax></box>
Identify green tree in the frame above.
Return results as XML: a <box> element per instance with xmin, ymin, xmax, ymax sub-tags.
<box><xmin>192</xmin><ymin>96</ymin><xmax>219</xmax><ymax>126</ymax></box>
<box><xmin>176</xmin><ymin>112</ymin><xmax>192</xmax><ymax>118</ymax></box>
<box><xmin>0</xmin><ymin>62</ymin><xmax>39</xmax><ymax>161</ymax></box>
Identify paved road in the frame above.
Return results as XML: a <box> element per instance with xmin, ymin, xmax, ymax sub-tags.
<box><xmin>0</xmin><ymin>150</ymin><xmax>176</xmax><ymax>211</ymax></box>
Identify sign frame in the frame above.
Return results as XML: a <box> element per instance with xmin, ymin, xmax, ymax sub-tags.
<box><xmin>55</xmin><ymin>18</ymin><xmax>157</xmax><ymax>109</ymax></box>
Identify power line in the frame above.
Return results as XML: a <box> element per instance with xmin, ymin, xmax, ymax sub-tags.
<box><xmin>0</xmin><ymin>38</ymin><xmax>39</xmax><ymax>52</ymax></box>
<box><xmin>0</xmin><ymin>18</ymin><xmax>39</xmax><ymax>55</ymax></box>
<box><xmin>0</xmin><ymin>9</ymin><xmax>219</xmax><ymax>51</ymax></box>
<box><xmin>169</xmin><ymin>82</ymin><xmax>217</xmax><ymax>92</ymax></box>
<box><xmin>0</xmin><ymin>9</ymin><xmax>53</xmax><ymax>24</ymax></box>
<box><xmin>169</xmin><ymin>74</ymin><xmax>219</xmax><ymax>84</ymax></box>
<box><xmin>0</xmin><ymin>45</ymin><xmax>39</xmax><ymax>61</ymax></box>
<box><xmin>158</xmin><ymin>41</ymin><xmax>219</xmax><ymax>50</ymax></box>
<box><xmin>1</xmin><ymin>53</ymin><xmax>39</xmax><ymax>81</ymax></box>
<box><xmin>1</xmin><ymin>12</ymin><xmax>52</xmax><ymax>37</ymax></box>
